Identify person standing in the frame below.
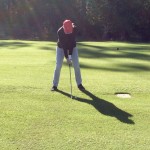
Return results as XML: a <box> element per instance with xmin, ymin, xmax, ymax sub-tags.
<box><xmin>51</xmin><ymin>19</ymin><xmax>85</xmax><ymax>91</ymax></box>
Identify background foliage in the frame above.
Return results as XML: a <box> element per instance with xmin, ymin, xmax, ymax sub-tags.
<box><xmin>0</xmin><ymin>0</ymin><xmax>150</xmax><ymax>41</ymax></box>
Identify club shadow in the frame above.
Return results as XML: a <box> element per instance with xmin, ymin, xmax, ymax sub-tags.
<box><xmin>56</xmin><ymin>89</ymin><xmax>135</xmax><ymax>124</ymax></box>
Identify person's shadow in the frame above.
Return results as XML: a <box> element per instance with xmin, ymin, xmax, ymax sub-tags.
<box><xmin>57</xmin><ymin>89</ymin><xmax>134</xmax><ymax>124</ymax></box>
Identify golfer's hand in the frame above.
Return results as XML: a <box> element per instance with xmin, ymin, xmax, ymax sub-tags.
<box><xmin>67</xmin><ymin>55</ymin><xmax>72</xmax><ymax>65</ymax></box>
<box><xmin>72</xmin><ymin>23</ymin><xmax>75</xmax><ymax>27</ymax></box>
<box><xmin>67</xmin><ymin>58</ymin><xmax>72</xmax><ymax>65</ymax></box>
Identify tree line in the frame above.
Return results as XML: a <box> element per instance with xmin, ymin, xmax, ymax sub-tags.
<box><xmin>0</xmin><ymin>0</ymin><xmax>150</xmax><ymax>41</ymax></box>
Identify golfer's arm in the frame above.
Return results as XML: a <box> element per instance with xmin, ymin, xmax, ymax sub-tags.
<box><xmin>69</xmin><ymin>48</ymin><xmax>73</xmax><ymax>56</ymax></box>
<box><xmin>63</xmin><ymin>48</ymin><xmax>73</xmax><ymax>59</ymax></box>
<box><xmin>63</xmin><ymin>49</ymin><xmax>68</xmax><ymax>59</ymax></box>
<box><xmin>58</xmin><ymin>33</ymin><xmax>68</xmax><ymax>59</ymax></box>
<box><xmin>58</xmin><ymin>31</ymin><xmax>66</xmax><ymax>48</ymax></box>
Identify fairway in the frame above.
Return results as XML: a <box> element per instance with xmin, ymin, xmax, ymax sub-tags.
<box><xmin>0</xmin><ymin>40</ymin><xmax>150</xmax><ymax>150</ymax></box>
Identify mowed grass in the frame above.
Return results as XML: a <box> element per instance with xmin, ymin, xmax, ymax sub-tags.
<box><xmin>0</xmin><ymin>40</ymin><xmax>150</xmax><ymax>150</ymax></box>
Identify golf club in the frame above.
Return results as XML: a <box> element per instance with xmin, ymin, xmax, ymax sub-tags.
<box><xmin>69</xmin><ymin>64</ymin><xmax>73</xmax><ymax>99</ymax></box>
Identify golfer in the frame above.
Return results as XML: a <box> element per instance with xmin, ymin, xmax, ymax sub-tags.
<box><xmin>51</xmin><ymin>19</ymin><xmax>85</xmax><ymax>91</ymax></box>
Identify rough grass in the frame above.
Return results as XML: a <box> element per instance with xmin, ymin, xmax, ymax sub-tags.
<box><xmin>0</xmin><ymin>40</ymin><xmax>150</xmax><ymax>150</ymax></box>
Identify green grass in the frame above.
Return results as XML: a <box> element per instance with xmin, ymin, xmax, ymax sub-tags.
<box><xmin>0</xmin><ymin>40</ymin><xmax>150</xmax><ymax>150</ymax></box>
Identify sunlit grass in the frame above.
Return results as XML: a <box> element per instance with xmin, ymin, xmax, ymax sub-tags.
<box><xmin>0</xmin><ymin>40</ymin><xmax>150</xmax><ymax>150</ymax></box>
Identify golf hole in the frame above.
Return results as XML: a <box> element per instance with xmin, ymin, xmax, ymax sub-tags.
<box><xmin>115</xmin><ymin>93</ymin><xmax>131</xmax><ymax>98</ymax></box>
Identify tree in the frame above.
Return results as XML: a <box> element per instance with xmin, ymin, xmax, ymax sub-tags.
<box><xmin>0</xmin><ymin>0</ymin><xmax>150</xmax><ymax>41</ymax></box>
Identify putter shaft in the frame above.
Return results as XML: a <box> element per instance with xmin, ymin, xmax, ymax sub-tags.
<box><xmin>69</xmin><ymin>64</ymin><xmax>72</xmax><ymax>98</ymax></box>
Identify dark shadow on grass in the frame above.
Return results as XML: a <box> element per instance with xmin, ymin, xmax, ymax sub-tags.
<box><xmin>0</xmin><ymin>40</ymin><xmax>56</xmax><ymax>51</ymax></box>
<box><xmin>79</xmin><ymin>63</ymin><xmax>150</xmax><ymax>72</ymax></box>
<box><xmin>76</xmin><ymin>43</ymin><xmax>150</xmax><ymax>72</ymax></box>
<box><xmin>77</xmin><ymin>42</ymin><xmax>150</xmax><ymax>72</ymax></box>
<box><xmin>77</xmin><ymin>42</ymin><xmax>150</xmax><ymax>61</ymax></box>
<box><xmin>56</xmin><ymin>89</ymin><xmax>135</xmax><ymax>124</ymax></box>
<box><xmin>0</xmin><ymin>41</ymin><xmax>32</xmax><ymax>48</ymax></box>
